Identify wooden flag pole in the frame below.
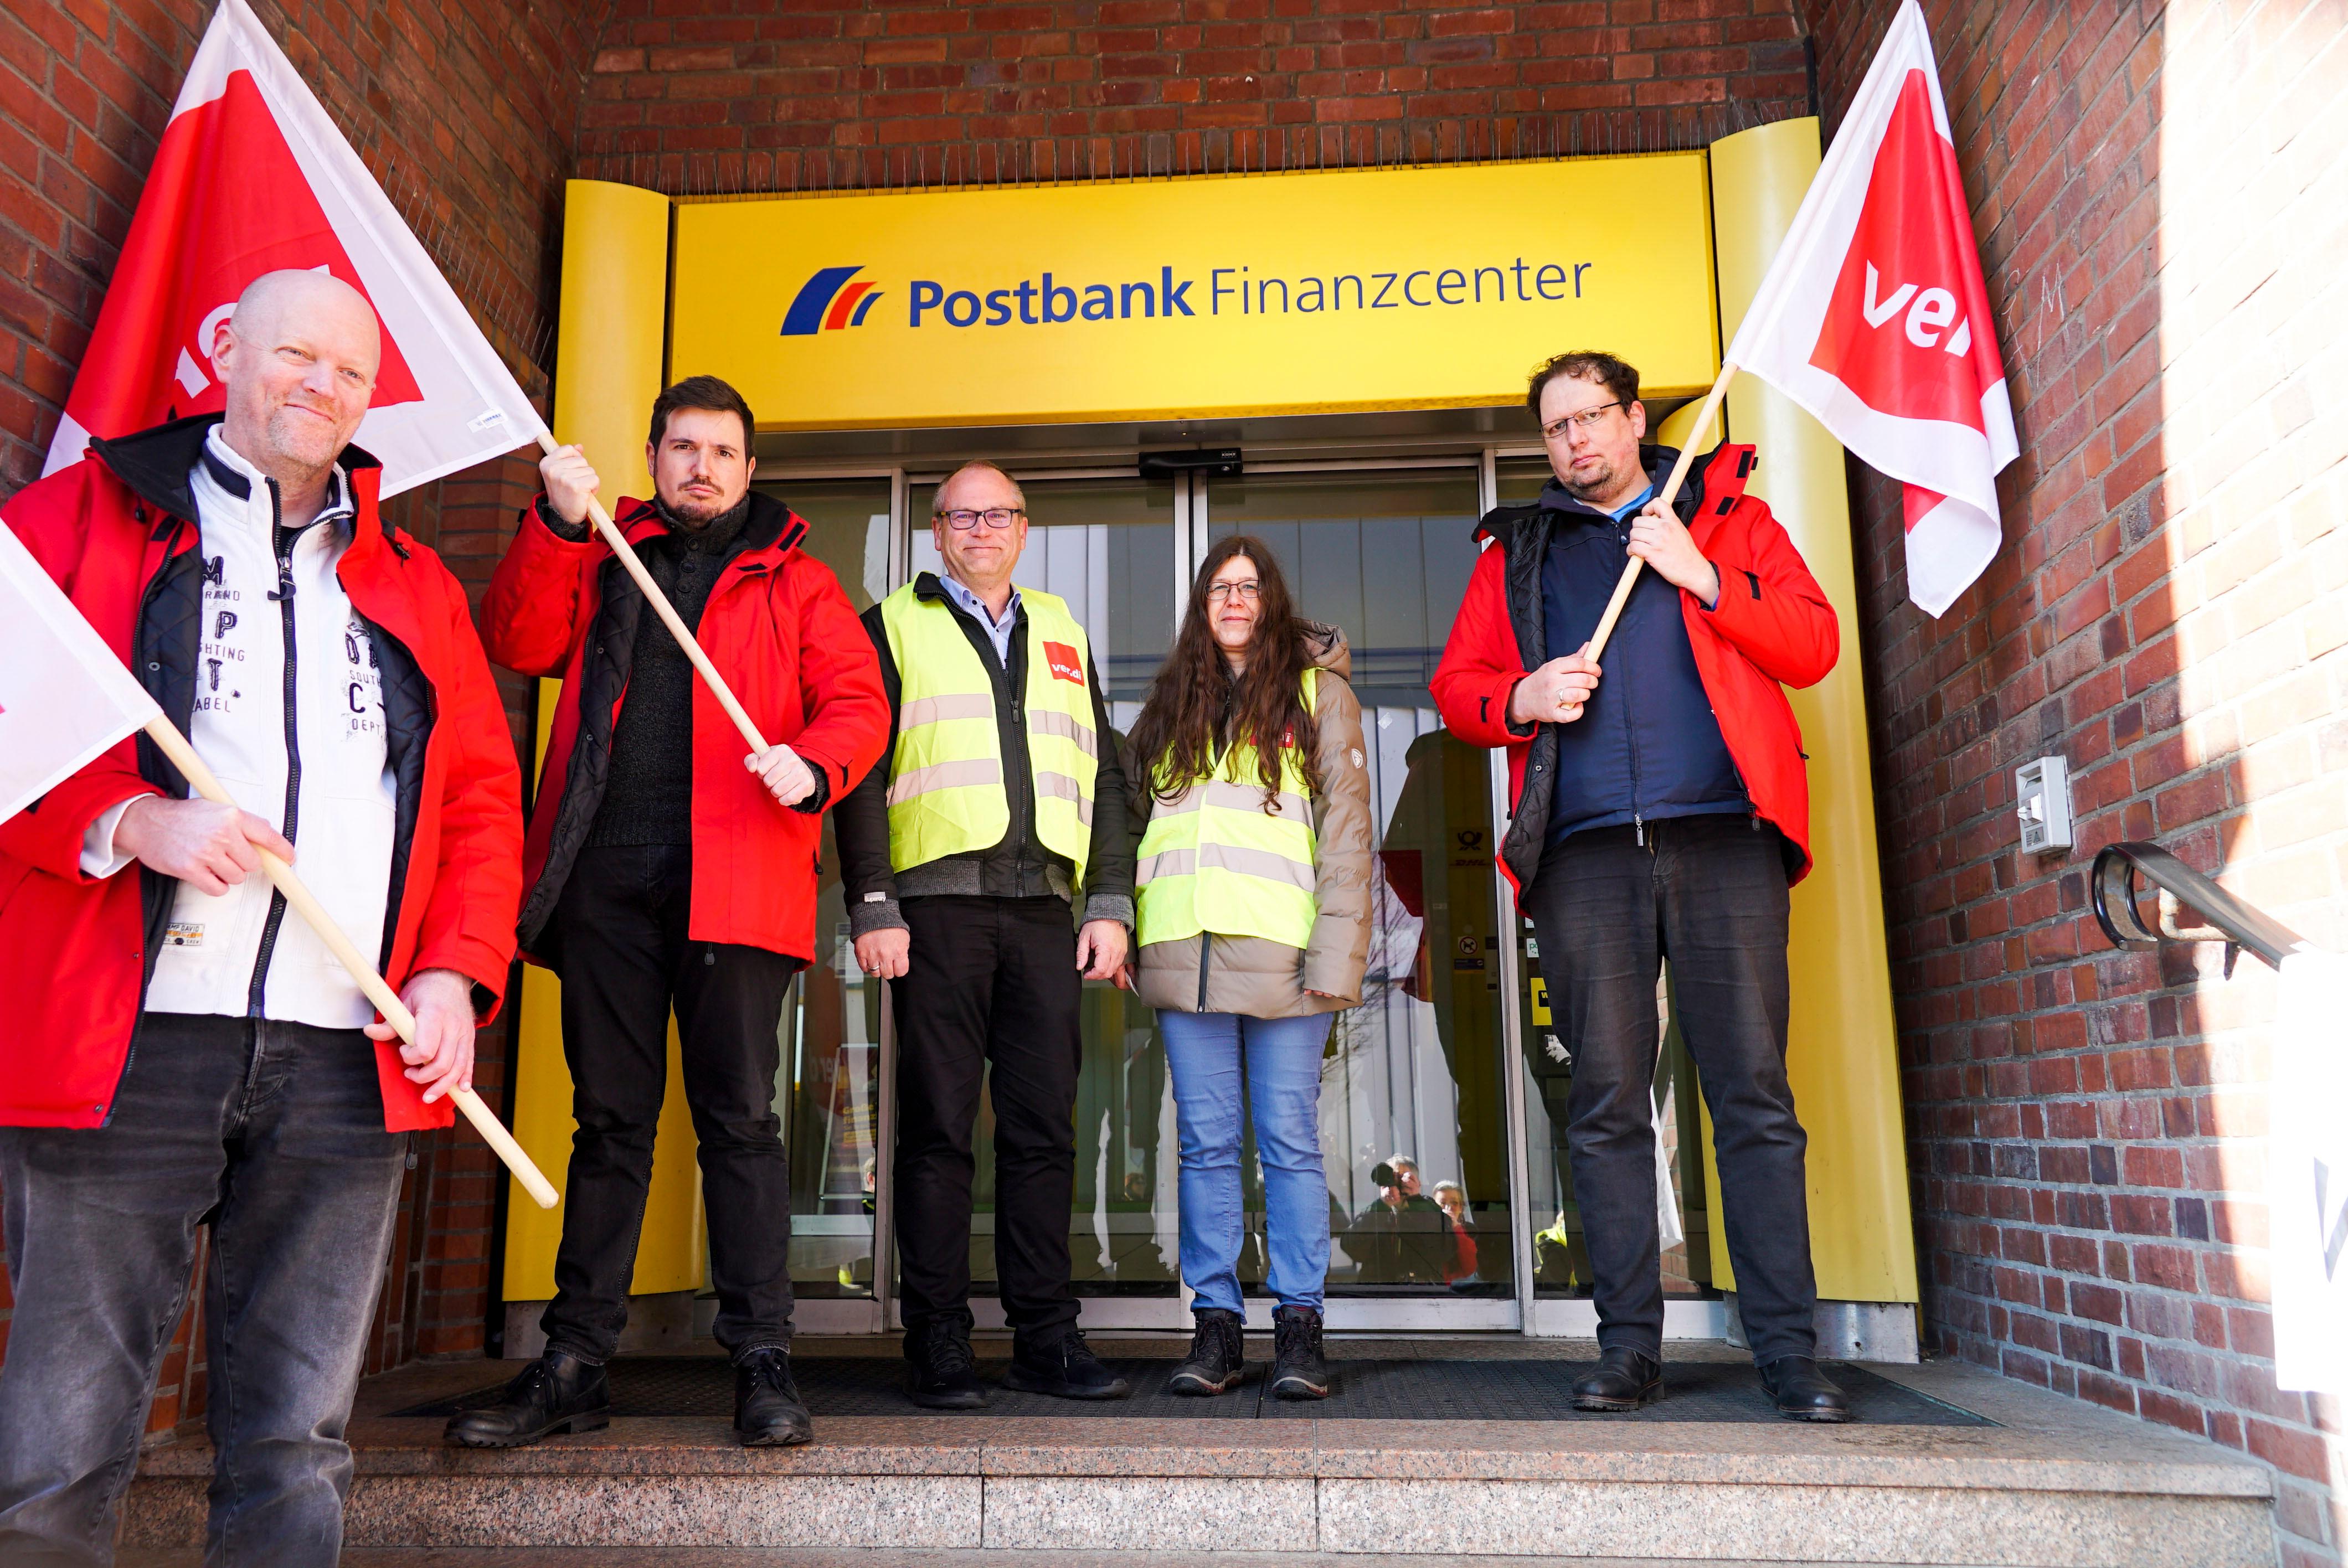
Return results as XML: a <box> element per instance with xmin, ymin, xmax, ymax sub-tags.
<box><xmin>1582</xmin><ymin>361</ymin><xmax>1741</xmax><ymax>663</ymax></box>
<box><xmin>534</xmin><ymin>432</ymin><xmax>770</xmax><ymax>755</ymax></box>
<box><xmin>139</xmin><ymin>714</ymin><xmax>560</xmax><ymax>1210</ymax></box>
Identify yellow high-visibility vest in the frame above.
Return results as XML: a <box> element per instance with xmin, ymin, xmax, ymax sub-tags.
<box><xmin>1135</xmin><ymin>668</ymin><xmax>1320</xmax><ymax>950</ymax></box>
<box><xmin>878</xmin><ymin>582</ymin><xmax>1100</xmax><ymax>886</ymax></box>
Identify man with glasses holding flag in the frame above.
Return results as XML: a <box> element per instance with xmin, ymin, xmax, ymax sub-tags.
<box><xmin>833</xmin><ymin>460</ymin><xmax>1137</xmax><ymax>1409</ymax></box>
<box><xmin>1434</xmin><ymin>350</ymin><xmax>1846</xmax><ymax>1422</ymax></box>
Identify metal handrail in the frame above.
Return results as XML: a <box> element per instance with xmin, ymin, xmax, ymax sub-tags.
<box><xmin>2091</xmin><ymin>840</ymin><xmax>2309</xmax><ymax>974</ymax></box>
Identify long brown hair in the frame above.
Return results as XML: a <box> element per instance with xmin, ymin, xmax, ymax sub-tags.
<box><xmin>1126</xmin><ymin>534</ymin><xmax>1324</xmax><ymax>810</ymax></box>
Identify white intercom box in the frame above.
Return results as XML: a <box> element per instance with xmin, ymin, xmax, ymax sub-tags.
<box><xmin>2015</xmin><ymin>755</ymin><xmax>2074</xmax><ymax>853</ymax></box>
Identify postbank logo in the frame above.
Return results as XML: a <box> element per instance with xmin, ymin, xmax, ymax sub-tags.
<box><xmin>780</xmin><ymin>265</ymin><xmax>884</xmax><ymax>336</ymax></box>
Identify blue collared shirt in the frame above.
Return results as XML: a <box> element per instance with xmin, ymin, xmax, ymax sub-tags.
<box><xmin>939</xmin><ymin>572</ymin><xmax>1022</xmax><ymax>665</ymax></box>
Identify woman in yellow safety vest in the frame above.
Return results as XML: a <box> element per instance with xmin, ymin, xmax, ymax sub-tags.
<box><xmin>1122</xmin><ymin>535</ymin><xmax>1372</xmax><ymax>1401</ymax></box>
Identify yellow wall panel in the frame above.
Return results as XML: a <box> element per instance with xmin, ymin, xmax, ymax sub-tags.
<box><xmin>503</xmin><ymin>181</ymin><xmax>709</xmax><ymax>1302</ymax></box>
<box><xmin>1705</xmin><ymin>119</ymin><xmax>1918</xmax><ymax>1305</ymax></box>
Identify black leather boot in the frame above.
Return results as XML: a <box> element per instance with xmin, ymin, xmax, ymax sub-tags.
<box><xmin>1003</xmin><ymin>1327</ymin><xmax>1132</xmax><ymax>1400</ymax></box>
<box><xmin>1571</xmin><ymin>1346</ymin><xmax>1663</xmax><ymax>1412</ymax></box>
<box><xmin>1167</xmin><ymin>1308</ymin><xmax>1247</xmax><ymax>1396</ymax></box>
<box><xmin>734</xmin><ymin>1347</ymin><xmax>815</xmax><ymax>1446</ymax></box>
<box><xmin>444</xmin><ymin>1348</ymin><xmax>611</xmax><ymax>1447</ymax></box>
<box><xmin>1269</xmin><ymin>1306</ymin><xmax>1331</xmax><ymax>1401</ymax></box>
<box><xmin>904</xmin><ymin>1318</ymin><xmax>990</xmax><ymax>1410</ymax></box>
<box><xmin>1759</xmin><ymin>1355</ymin><xmax>1851</xmax><ymax>1422</ymax></box>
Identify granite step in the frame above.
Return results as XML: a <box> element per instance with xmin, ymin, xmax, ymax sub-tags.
<box><xmin>117</xmin><ymin>1552</ymin><xmax>2092</xmax><ymax>1567</ymax></box>
<box><xmin>121</xmin><ymin>1356</ymin><xmax>2275</xmax><ymax>1566</ymax></box>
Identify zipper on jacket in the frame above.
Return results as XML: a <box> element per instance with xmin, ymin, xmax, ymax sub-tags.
<box><xmin>1618</xmin><ymin>517</ymin><xmax>1645</xmax><ymax>850</ymax></box>
<box><xmin>1196</xmin><ymin>931</ymin><xmax>1212</xmax><ymax>1012</ymax></box>
<box><xmin>245</xmin><ymin>480</ymin><xmax>301</xmax><ymax>1018</ymax></box>
<box><xmin>117</xmin><ymin>518</ymin><xmax>192</xmax><ymax>1119</ymax></box>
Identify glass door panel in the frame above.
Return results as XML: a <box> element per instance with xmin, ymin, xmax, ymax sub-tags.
<box><xmin>1201</xmin><ymin>468</ymin><xmax>1513</xmax><ymax>1306</ymax></box>
<box><xmin>907</xmin><ymin>475</ymin><xmax>1185</xmax><ymax>1310</ymax></box>
<box><xmin>1492</xmin><ymin>456</ymin><xmax>1714</xmax><ymax>1304</ymax></box>
<box><xmin>751</xmin><ymin>476</ymin><xmax>894</xmax><ymax>1300</ymax></box>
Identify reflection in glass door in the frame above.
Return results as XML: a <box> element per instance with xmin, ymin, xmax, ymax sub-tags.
<box><xmin>1202</xmin><ymin>467</ymin><xmax>1516</xmax><ymax>1327</ymax></box>
<box><xmin>908</xmin><ymin>474</ymin><xmax>1186</xmax><ymax>1324</ymax></box>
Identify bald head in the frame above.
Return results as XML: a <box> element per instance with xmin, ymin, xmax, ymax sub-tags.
<box><xmin>211</xmin><ymin>269</ymin><xmax>383</xmax><ymax>508</ymax></box>
<box><xmin>229</xmin><ymin>269</ymin><xmax>381</xmax><ymax>362</ymax></box>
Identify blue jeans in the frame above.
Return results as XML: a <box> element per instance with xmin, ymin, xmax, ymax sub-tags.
<box><xmin>1159</xmin><ymin>1010</ymin><xmax>1332</xmax><ymax>1315</ymax></box>
<box><xmin>0</xmin><ymin>1013</ymin><xmax>406</xmax><ymax>1567</ymax></box>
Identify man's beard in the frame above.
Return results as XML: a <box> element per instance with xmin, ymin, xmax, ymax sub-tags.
<box><xmin>661</xmin><ymin>489</ymin><xmax>737</xmax><ymax>527</ymax></box>
<box><xmin>1556</xmin><ymin>455</ymin><xmax>1623</xmax><ymax>503</ymax></box>
<box><xmin>262</xmin><ymin>405</ymin><xmax>346</xmax><ymax>473</ymax></box>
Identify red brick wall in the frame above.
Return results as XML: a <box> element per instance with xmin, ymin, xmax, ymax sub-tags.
<box><xmin>571</xmin><ymin>0</ymin><xmax>1815</xmax><ymax>194</ymax></box>
<box><xmin>1808</xmin><ymin>2</ymin><xmax>2347</xmax><ymax>1562</ymax></box>
<box><xmin>0</xmin><ymin>0</ymin><xmax>599</xmax><ymax>1431</ymax></box>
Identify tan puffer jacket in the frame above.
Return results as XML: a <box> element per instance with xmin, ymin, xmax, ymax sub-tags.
<box><xmin>1130</xmin><ymin>624</ymin><xmax>1373</xmax><ymax>1018</ymax></box>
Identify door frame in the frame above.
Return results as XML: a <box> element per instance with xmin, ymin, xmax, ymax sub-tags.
<box><xmin>748</xmin><ymin>439</ymin><xmax>1707</xmax><ymax>1337</ymax></box>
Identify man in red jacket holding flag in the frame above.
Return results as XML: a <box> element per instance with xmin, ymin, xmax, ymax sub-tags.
<box><xmin>0</xmin><ymin>269</ymin><xmax>524</xmax><ymax>1561</ymax></box>
<box><xmin>1433</xmin><ymin>349</ymin><xmax>1848</xmax><ymax>1422</ymax></box>
<box><xmin>452</xmin><ymin>375</ymin><xmax>889</xmax><ymax>1451</ymax></box>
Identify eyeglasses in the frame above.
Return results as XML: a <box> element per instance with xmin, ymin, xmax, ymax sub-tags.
<box><xmin>1540</xmin><ymin>400</ymin><xmax>1630</xmax><ymax>440</ymax></box>
<box><xmin>935</xmin><ymin>507</ymin><xmax>1024</xmax><ymax>532</ymax></box>
<box><xmin>1205</xmin><ymin>580</ymin><xmax>1261</xmax><ymax>604</ymax></box>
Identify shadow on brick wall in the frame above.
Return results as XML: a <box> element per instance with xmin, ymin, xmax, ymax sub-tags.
<box><xmin>1816</xmin><ymin>2</ymin><xmax>2346</xmax><ymax>1561</ymax></box>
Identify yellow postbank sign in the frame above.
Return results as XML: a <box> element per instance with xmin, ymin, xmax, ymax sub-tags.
<box><xmin>669</xmin><ymin>154</ymin><xmax>1720</xmax><ymax>430</ymax></box>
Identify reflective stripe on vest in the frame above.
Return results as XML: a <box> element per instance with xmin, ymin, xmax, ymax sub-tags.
<box><xmin>879</xmin><ymin>582</ymin><xmax>1100</xmax><ymax>886</ymax></box>
<box><xmin>1134</xmin><ymin>667</ymin><xmax>1320</xmax><ymax>950</ymax></box>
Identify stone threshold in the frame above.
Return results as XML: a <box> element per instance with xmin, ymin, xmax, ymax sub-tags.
<box><xmin>123</xmin><ymin>1359</ymin><xmax>2276</xmax><ymax>1566</ymax></box>
<box><xmin>116</xmin><ymin>1551</ymin><xmax>2097</xmax><ymax>1568</ymax></box>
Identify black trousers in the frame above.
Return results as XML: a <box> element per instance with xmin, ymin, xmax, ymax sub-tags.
<box><xmin>540</xmin><ymin>843</ymin><xmax>801</xmax><ymax>1363</ymax></box>
<box><xmin>892</xmin><ymin>895</ymin><xmax>1083</xmax><ymax>1346</ymax></box>
<box><xmin>1519</xmin><ymin>815</ymin><xmax>1819</xmax><ymax>1364</ymax></box>
<box><xmin>0</xmin><ymin>1015</ymin><xmax>403</xmax><ymax>1566</ymax></box>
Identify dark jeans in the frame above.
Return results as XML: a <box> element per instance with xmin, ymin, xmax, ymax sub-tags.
<box><xmin>541</xmin><ymin>843</ymin><xmax>801</xmax><ymax>1363</ymax></box>
<box><xmin>0</xmin><ymin>1013</ymin><xmax>405</xmax><ymax>1567</ymax></box>
<box><xmin>892</xmin><ymin>895</ymin><xmax>1083</xmax><ymax>1347</ymax></box>
<box><xmin>1520</xmin><ymin>815</ymin><xmax>1819</xmax><ymax>1364</ymax></box>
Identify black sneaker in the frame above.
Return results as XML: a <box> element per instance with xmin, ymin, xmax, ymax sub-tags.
<box><xmin>444</xmin><ymin>1348</ymin><xmax>611</xmax><ymax>1448</ymax></box>
<box><xmin>905</xmin><ymin>1318</ymin><xmax>991</xmax><ymax>1410</ymax></box>
<box><xmin>734</xmin><ymin>1347</ymin><xmax>814</xmax><ymax>1446</ymax></box>
<box><xmin>1003</xmin><ymin>1327</ymin><xmax>1132</xmax><ymax>1400</ymax></box>
<box><xmin>1167</xmin><ymin>1308</ymin><xmax>1247</xmax><ymax>1396</ymax></box>
<box><xmin>1269</xmin><ymin>1306</ymin><xmax>1331</xmax><ymax>1400</ymax></box>
<box><xmin>1571</xmin><ymin>1346</ymin><xmax>1664</xmax><ymax>1412</ymax></box>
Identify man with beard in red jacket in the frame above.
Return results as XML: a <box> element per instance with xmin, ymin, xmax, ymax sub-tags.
<box><xmin>1433</xmin><ymin>350</ymin><xmax>1848</xmax><ymax>1423</ymax></box>
<box><xmin>455</xmin><ymin>375</ymin><xmax>888</xmax><ymax>1451</ymax></box>
<box><xmin>0</xmin><ymin>269</ymin><xmax>524</xmax><ymax>1564</ymax></box>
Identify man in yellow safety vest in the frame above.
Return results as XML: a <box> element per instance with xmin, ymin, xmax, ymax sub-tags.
<box><xmin>831</xmin><ymin>460</ymin><xmax>1136</xmax><ymax>1408</ymax></box>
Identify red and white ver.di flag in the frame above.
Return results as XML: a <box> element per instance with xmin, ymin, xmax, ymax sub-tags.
<box><xmin>0</xmin><ymin>522</ymin><xmax>161</xmax><ymax>824</ymax></box>
<box><xmin>1725</xmin><ymin>0</ymin><xmax>2017</xmax><ymax>617</ymax></box>
<box><xmin>42</xmin><ymin>0</ymin><xmax>542</xmax><ymax>494</ymax></box>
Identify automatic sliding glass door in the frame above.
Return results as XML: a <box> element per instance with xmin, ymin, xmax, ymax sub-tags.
<box><xmin>768</xmin><ymin>457</ymin><xmax>1548</xmax><ymax>1337</ymax></box>
<box><xmin>1198</xmin><ymin>465</ymin><xmax>1518</xmax><ymax>1330</ymax></box>
<box><xmin>749</xmin><ymin>475</ymin><xmax>896</xmax><ymax>1332</ymax></box>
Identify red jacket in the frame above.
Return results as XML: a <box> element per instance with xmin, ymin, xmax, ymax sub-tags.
<box><xmin>1431</xmin><ymin>442</ymin><xmax>1837</xmax><ymax>889</ymax></box>
<box><xmin>486</xmin><ymin>492</ymin><xmax>889</xmax><ymax>966</ymax></box>
<box><xmin>0</xmin><ymin>416</ymin><xmax>524</xmax><ymax>1132</ymax></box>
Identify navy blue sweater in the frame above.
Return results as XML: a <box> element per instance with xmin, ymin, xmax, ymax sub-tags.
<box><xmin>1536</xmin><ymin>471</ymin><xmax>1748</xmax><ymax>850</ymax></box>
